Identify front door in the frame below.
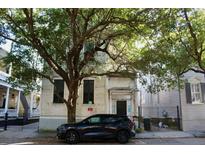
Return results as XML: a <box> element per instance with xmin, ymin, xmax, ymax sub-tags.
<box><xmin>117</xmin><ymin>101</ymin><xmax>127</xmax><ymax>116</ymax></box>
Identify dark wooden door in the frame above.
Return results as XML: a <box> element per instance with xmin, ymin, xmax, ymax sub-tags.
<box><xmin>117</xmin><ymin>101</ymin><xmax>127</xmax><ymax>116</ymax></box>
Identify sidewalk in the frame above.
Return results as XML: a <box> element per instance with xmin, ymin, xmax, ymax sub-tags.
<box><xmin>135</xmin><ymin>131</ymin><xmax>194</xmax><ymax>139</ymax></box>
<box><xmin>0</xmin><ymin>122</ymin><xmax>39</xmax><ymax>139</ymax></box>
<box><xmin>186</xmin><ymin>130</ymin><xmax>205</xmax><ymax>138</ymax></box>
<box><xmin>1</xmin><ymin>122</ymin><xmax>205</xmax><ymax>140</ymax></box>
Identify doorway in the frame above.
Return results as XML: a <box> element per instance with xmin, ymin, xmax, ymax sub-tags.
<box><xmin>117</xmin><ymin>101</ymin><xmax>127</xmax><ymax>116</ymax></box>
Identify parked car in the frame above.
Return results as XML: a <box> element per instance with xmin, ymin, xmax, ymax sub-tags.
<box><xmin>57</xmin><ymin>114</ymin><xmax>136</xmax><ymax>144</ymax></box>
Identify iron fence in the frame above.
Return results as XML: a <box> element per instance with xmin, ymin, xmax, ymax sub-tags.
<box><xmin>137</xmin><ymin>105</ymin><xmax>181</xmax><ymax>131</ymax></box>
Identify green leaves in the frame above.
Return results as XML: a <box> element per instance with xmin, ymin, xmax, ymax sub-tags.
<box><xmin>0</xmin><ymin>9</ymin><xmax>151</xmax><ymax>90</ymax></box>
<box><xmin>1</xmin><ymin>8</ymin><xmax>205</xmax><ymax>94</ymax></box>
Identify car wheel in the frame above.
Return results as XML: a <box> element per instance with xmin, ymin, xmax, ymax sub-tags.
<box><xmin>65</xmin><ymin>130</ymin><xmax>79</xmax><ymax>144</ymax></box>
<box><xmin>117</xmin><ymin>130</ymin><xmax>129</xmax><ymax>144</ymax></box>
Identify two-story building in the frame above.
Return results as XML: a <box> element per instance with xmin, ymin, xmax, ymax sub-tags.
<box><xmin>0</xmin><ymin>47</ymin><xmax>40</xmax><ymax>119</ymax></box>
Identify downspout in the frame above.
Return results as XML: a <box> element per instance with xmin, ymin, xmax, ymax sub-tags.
<box><xmin>134</xmin><ymin>77</ymin><xmax>138</xmax><ymax>117</ymax></box>
<box><xmin>134</xmin><ymin>75</ymin><xmax>142</xmax><ymax>128</ymax></box>
<box><xmin>157</xmin><ymin>87</ymin><xmax>160</xmax><ymax>122</ymax></box>
<box><xmin>177</xmin><ymin>74</ymin><xmax>183</xmax><ymax>130</ymax></box>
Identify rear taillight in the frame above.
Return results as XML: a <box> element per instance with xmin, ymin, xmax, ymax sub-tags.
<box><xmin>128</xmin><ymin>120</ymin><xmax>134</xmax><ymax>129</ymax></box>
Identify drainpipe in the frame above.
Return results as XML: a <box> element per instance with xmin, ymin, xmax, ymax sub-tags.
<box><xmin>30</xmin><ymin>92</ymin><xmax>34</xmax><ymax>117</ymax></box>
<box><xmin>134</xmin><ymin>77</ymin><xmax>138</xmax><ymax>117</ymax></box>
<box><xmin>157</xmin><ymin>87</ymin><xmax>160</xmax><ymax>123</ymax></box>
<box><xmin>138</xmin><ymin>90</ymin><xmax>142</xmax><ymax>128</ymax></box>
<box><xmin>177</xmin><ymin>74</ymin><xmax>183</xmax><ymax>130</ymax></box>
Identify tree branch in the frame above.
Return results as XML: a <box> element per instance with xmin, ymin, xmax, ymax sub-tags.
<box><xmin>22</xmin><ymin>9</ymin><xmax>69</xmax><ymax>81</ymax></box>
<box><xmin>183</xmin><ymin>9</ymin><xmax>198</xmax><ymax>54</ymax></box>
<box><xmin>0</xmin><ymin>33</ymin><xmax>21</xmax><ymax>44</ymax></box>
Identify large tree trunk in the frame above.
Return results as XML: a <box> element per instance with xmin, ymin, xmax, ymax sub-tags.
<box><xmin>66</xmin><ymin>103</ymin><xmax>76</xmax><ymax>123</ymax></box>
<box><xmin>65</xmin><ymin>80</ymin><xmax>79</xmax><ymax>123</ymax></box>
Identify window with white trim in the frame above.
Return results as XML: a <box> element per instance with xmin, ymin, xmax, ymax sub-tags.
<box><xmin>191</xmin><ymin>83</ymin><xmax>202</xmax><ymax>104</ymax></box>
<box><xmin>186</xmin><ymin>79</ymin><xmax>205</xmax><ymax>104</ymax></box>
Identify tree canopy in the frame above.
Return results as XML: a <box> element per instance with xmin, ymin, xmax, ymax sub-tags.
<box><xmin>128</xmin><ymin>9</ymin><xmax>205</xmax><ymax>92</ymax></box>
<box><xmin>1</xmin><ymin>8</ymin><xmax>205</xmax><ymax>121</ymax></box>
<box><xmin>0</xmin><ymin>9</ymin><xmax>150</xmax><ymax>87</ymax></box>
<box><xmin>0</xmin><ymin>8</ymin><xmax>155</xmax><ymax>122</ymax></box>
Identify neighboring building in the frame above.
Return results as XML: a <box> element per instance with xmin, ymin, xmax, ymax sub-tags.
<box><xmin>141</xmin><ymin>70</ymin><xmax>205</xmax><ymax>131</ymax></box>
<box><xmin>39</xmin><ymin>75</ymin><xmax>138</xmax><ymax>130</ymax></box>
<box><xmin>0</xmin><ymin>47</ymin><xmax>40</xmax><ymax>118</ymax></box>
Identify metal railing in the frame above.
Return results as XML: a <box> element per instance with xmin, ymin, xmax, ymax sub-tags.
<box><xmin>137</xmin><ymin>105</ymin><xmax>181</xmax><ymax>131</ymax></box>
<box><xmin>0</xmin><ymin>109</ymin><xmax>18</xmax><ymax>117</ymax></box>
<box><xmin>31</xmin><ymin>108</ymin><xmax>40</xmax><ymax>117</ymax></box>
<box><xmin>0</xmin><ymin>112</ymin><xmax>8</xmax><ymax>130</ymax></box>
<box><xmin>0</xmin><ymin>70</ymin><xmax>10</xmax><ymax>81</ymax></box>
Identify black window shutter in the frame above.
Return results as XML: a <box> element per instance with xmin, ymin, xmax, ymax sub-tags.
<box><xmin>185</xmin><ymin>82</ymin><xmax>192</xmax><ymax>104</ymax></box>
<box><xmin>200</xmin><ymin>83</ymin><xmax>205</xmax><ymax>103</ymax></box>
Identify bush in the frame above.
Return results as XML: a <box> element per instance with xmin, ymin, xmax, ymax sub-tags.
<box><xmin>135</xmin><ymin>128</ymin><xmax>144</xmax><ymax>133</ymax></box>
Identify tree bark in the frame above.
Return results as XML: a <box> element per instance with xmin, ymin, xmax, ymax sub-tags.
<box><xmin>65</xmin><ymin>80</ymin><xmax>79</xmax><ymax>123</ymax></box>
<box><xmin>66</xmin><ymin>103</ymin><xmax>76</xmax><ymax>123</ymax></box>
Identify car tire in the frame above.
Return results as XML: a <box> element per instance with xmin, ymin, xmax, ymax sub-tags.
<box><xmin>65</xmin><ymin>130</ymin><xmax>79</xmax><ymax>144</ymax></box>
<box><xmin>117</xmin><ymin>130</ymin><xmax>129</xmax><ymax>144</ymax></box>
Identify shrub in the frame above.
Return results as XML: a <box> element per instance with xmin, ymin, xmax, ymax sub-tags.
<box><xmin>135</xmin><ymin>128</ymin><xmax>144</xmax><ymax>133</ymax></box>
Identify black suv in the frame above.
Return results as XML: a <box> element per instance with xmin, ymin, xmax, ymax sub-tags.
<box><xmin>57</xmin><ymin>114</ymin><xmax>136</xmax><ymax>144</ymax></box>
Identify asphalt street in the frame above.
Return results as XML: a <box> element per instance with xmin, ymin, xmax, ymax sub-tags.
<box><xmin>1</xmin><ymin>136</ymin><xmax>205</xmax><ymax>145</ymax></box>
<box><xmin>0</xmin><ymin>122</ymin><xmax>205</xmax><ymax>145</ymax></box>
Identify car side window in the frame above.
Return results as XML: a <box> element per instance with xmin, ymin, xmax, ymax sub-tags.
<box><xmin>88</xmin><ymin>116</ymin><xmax>101</xmax><ymax>124</ymax></box>
<box><xmin>102</xmin><ymin>116</ymin><xmax>118</xmax><ymax>124</ymax></box>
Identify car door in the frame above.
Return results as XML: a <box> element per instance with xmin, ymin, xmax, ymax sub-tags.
<box><xmin>79</xmin><ymin>115</ymin><xmax>104</xmax><ymax>139</ymax></box>
<box><xmin>101</xmin><ymin>116</ymin><xmax>119</xmax><ymax>139</ymax></box>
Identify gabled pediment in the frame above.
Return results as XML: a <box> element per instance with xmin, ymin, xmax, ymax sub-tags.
<box><xmin>188</xmin><ymin>77</ymin><xmax>201</xmax><ymax>83</ymax></box>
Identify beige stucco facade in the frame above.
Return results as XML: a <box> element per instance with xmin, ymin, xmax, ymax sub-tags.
<box><xmin>39</xmin><ymin>76</ymin><xmax>138</xmax><ymax>131</ymax></box>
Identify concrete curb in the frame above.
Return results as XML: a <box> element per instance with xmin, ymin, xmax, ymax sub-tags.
<box><xmin>186</xmin><ymin>131</ymin><xmax>205</xmax><ymax>138</ymax></box>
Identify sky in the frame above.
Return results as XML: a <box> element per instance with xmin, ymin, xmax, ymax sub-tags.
<box><xmin>0</xmin><ymin>41</ymin><xmax>12</xmax><ymax>52</ymax></box>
